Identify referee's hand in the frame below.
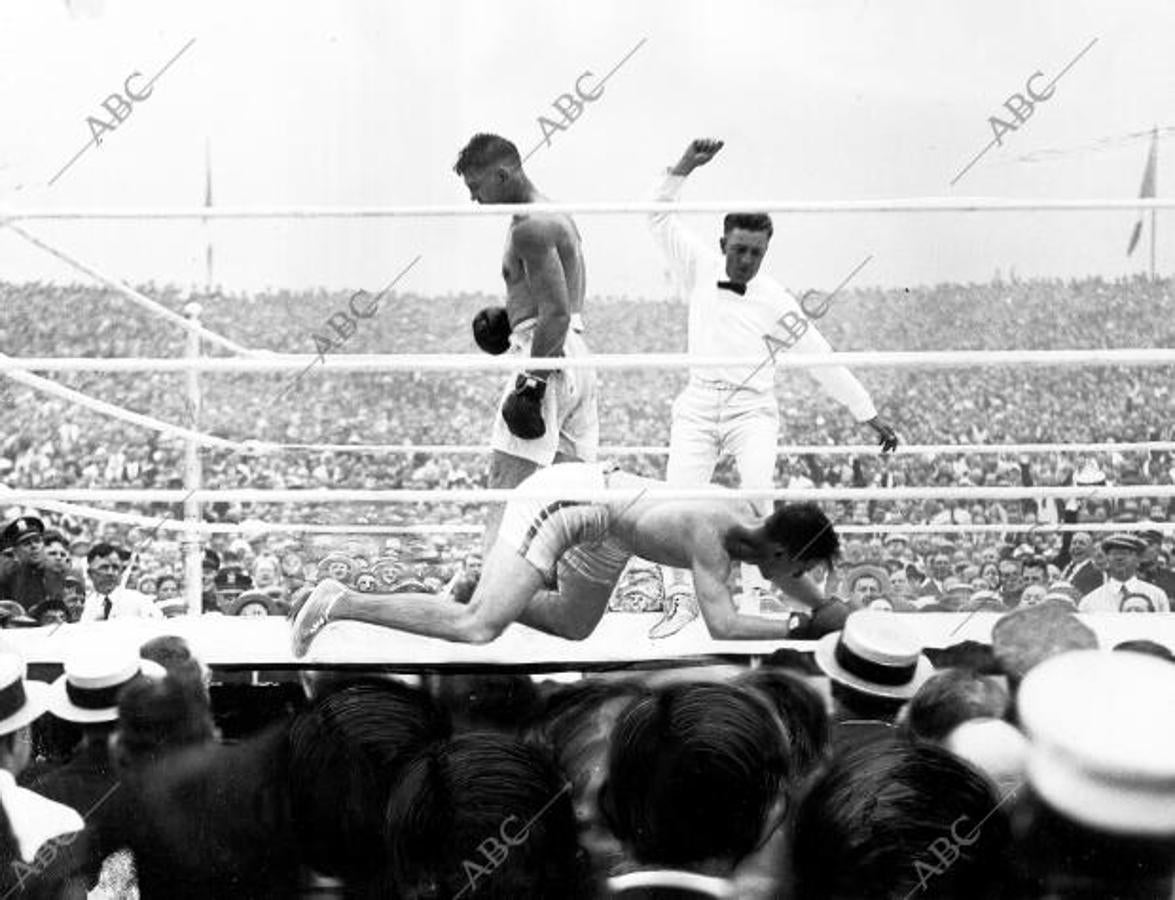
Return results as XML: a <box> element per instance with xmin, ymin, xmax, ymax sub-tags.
<box><xmin>867</xmin><ymin>417</ymin><xmax>900</xmax><ymax>454</ymax></box>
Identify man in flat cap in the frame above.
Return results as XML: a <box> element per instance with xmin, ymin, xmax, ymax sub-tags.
<box><xmin>1077</xmin><ymin>535</ymin><xmax>1170</xmax><ymax>613</ymax></box>
<box><xmin>0</xmin><ymin>515</ymin><xmax>66</xmax><ymax>610</ymax></box>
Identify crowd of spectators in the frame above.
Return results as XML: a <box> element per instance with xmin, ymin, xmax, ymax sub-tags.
<box><xmin>2</xmin><ymin>277</ymin><xmax>1175</xmax><ymax>897</ymax></box>
<box><xmin>0</xmin><ymin>605</ymin><xmax>1170</xmax><ymax>898</ymax></box>
<box><xmin>3</xmin><ymin>275</ymin><xmax>1175</xmax><ymax>618</ymax></box>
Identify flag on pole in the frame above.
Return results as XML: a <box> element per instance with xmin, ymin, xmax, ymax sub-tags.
<box><xmin>1127</xmin><ymin>127</ymin><xmax>1158</xmax><ymax>256</ymax></box>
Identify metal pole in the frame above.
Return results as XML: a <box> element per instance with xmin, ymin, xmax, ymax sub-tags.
<box><xmin>1150</xmin><ymin>208</ymin><xmax>1157</xmax><ymax>282</ymax></box>
<box><xmin>183</xmin><ymin>302</ymin><xmax>204</xmax><ymax>615</ymax></box>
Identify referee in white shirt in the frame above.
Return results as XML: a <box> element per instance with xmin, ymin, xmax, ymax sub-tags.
<box><xmin>647</xmin><ymin>138</ymin><xmax>898</xmax><ymax>638</ymax></box>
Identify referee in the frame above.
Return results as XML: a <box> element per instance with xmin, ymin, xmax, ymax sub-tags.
<box><xmin>646</xmin><ymin>138</ymin><xmax>899</xmax><ymax>637</ymax></box>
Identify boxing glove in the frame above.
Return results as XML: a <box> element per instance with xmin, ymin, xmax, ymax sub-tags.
<box><xmin>472</xmin><ymin>306</ymin><xmax>511</xmax><ymax>355</ymax></box>
<box><xmin>501</xmin><ymin>374</ymin><xmax>547</xmax><ymax>440</ymax></box>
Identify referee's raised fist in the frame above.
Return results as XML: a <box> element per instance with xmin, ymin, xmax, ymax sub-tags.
<box><xmin>683</xmin><ymin>138</ymin><xmax>724</xmax><ymax>166</ymax></box>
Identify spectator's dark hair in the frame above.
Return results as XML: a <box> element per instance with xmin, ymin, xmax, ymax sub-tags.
<box><xmin>600</xmin><ymin>682</ymin><xmax>789</xmax><ymax>867</ymax></box>
<box><xmin>288</xmin><ymin>680</ymin><xmax>451</xmax><ymax>884</ymax></box>
<box><xmin>430</xmin><ymin>673</ymin><xmax>541</xmax><ymax>733</ymax></box>
<box><xmin>41</xmin><ymin>530</ymin><xmax>67</xmax><ymax>551</ymax></box>
<box><xmin>723</xmin><ymin>212</ymin><xmax>773</xmax><ymax>239</ymax></box>
<box><xmin>525</xmin><ymin>677</ymin><xmax>648</xmax><ymax>752</ymax></box>
<box><xmin>764</xmin><ymin>502</ymin><xmax>840</xmax><ymax>564</ymax></box>
<box><xmin>116</xmin><ymin>672</ymin><xmax>215</xmax><ymax>770</ymax></box>
<box><xmin>738</xmin><ymin>668</ymin><xmax>831</xmax><ymax>777</ymax></box>
<box><xmin>1113</xmin><ymin>639</ymin><xmax>1175</xmax><ymax>663</ymax></box>
<box><xmin>386</xmin><ymin>733</ymin><xmax>591</xmax><ymax>899</ymax></box>
<box><xmin>902</xmin><ymin>668</ymin><xmax>1010</xmax><ymax>743</ymax></box>
<box><xmin>1022</xmin><ymin>556</ymin><xmax>1048</xmax><ymax>577</ymax></box>
<box><xmin>140</xmin><ymin>635</ymin><xmax>196</xmax><ymax>669</ymax></box>
<box><xmin>141</xmin><ymin>636</ymin><xmax>210</xmax><ymax>705</ymax></box>
<box><xmin>830</xmin><ymin>681</ymin><xmax>907</xmax><ymax>721</ymax></box>
<box><xmin>86</xmin><ymin>542</ymin><xmax>124</xmax><ymax>564</ymax></box>
<box><xmin>790</xmin><ymin>743</ymin><xmax>1012</xmax><ymax>900</ymax></box>
<box><xmin>453</xmin><ymin>133</ymin><xmax>521</xmax><ymax>175</ymax></box>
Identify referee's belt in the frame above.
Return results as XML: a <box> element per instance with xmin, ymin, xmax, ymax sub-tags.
<box><xmin>688</xmin><ymin>376</ymin><xmax>763</xmax><ymax>392</ymax></box>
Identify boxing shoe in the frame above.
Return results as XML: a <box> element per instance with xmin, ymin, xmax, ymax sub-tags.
<box><xmin>501</xmin><ymin>374</ymin><xmax>547</xmax><ymax>440</ymax></box>
<box><xmin>648</xmin><ymin>586</ymin><xmax>699</xmax><ymax>639</ymax></box>
<box><xmin>290</xmin><ymin>578</ymin><xmax>347</xmax><ymax>658</ymax></box>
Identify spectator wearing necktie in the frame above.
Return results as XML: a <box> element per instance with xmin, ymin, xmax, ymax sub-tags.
<box><xmin>80</xmin><ymin>543</ymin><xmax>162</xmax><ymax>622</ymax></box>
<box><xmin>1077</xmin><ymin>535</ymin><xmax>1169</xmax><ymax>613</ymax></box>
<box><xmin>644</xmin><ymin>137</ymin><xmax>898</xmax><ymax>638</ymax></box>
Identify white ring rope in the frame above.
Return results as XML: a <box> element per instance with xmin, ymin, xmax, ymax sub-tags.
<box><xmin>1</xmin><ymin>222</ymin><xmax>253</xmax><ymax>356</ymax></box>
<box><xmin>3</xmin><ymin>484</ymin><xmax>1174</xmax><ymax>505</ymax></box>
<box><xmin>4</xmin><ymin>497</ymin><xmax>483</xmax><ymax>537</ymax></box>
<box><xmin>5</xmin><ymin>197</ymin><xmax>1175</xmax><ymax>220</ymax></box>
<box><xmin>13</xmin><ymin>498</ymin><xmax>1168</xmax><ymax>539</ymax></box>
<box><xmin>0</xmin><ymin>360</ymin><xmax>243</xmax><ymax>451</ymax></box>
<box><xmin>271</xmin><ymin>440</ymin><xmax>1175</xmax><ymax>457</ymax></box>
<box><xmin>5</xmin><ymin>348</ymin><xmax>1175</xmax><ymax>374</ymax></box>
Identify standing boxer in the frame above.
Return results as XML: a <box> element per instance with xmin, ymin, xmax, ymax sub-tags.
<box><xmin>456</xmin><ymin>133</ymin><xmax>599</xmax><ymax>556</ymax></box>
<box><xmin>647</xmin><ymin>138</ymin><xmax>898</xmax><ymax>637</ymax></box>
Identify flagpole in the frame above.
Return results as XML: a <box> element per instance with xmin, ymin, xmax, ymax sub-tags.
<box><xmin>1150</xmin><ymin>207</ymin><xmax>1156</xmax><ymax>282</ymax></box>
<box><xmin>202</xmin><ymin>137</ymin><xmax>213</xmax><ymax>293</ymax></box>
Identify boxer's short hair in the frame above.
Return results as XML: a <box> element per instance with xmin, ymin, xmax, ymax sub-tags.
<box><xmin>453</xmin><ymin>133</ymin><xmax>521</xmax><ymax>175</ymax></box>
<box><xmin>723</xmin><ymin>212</ymin><xmax>773</xmax><ymax>239</ymax></box>
<box><xmin>765</xmin><ymin>502</ymin><xmax>840</xmax><ymax>565</ymax></box>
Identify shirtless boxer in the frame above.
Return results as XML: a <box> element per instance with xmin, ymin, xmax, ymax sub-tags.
<box><xmin>455</xmin><ymin>134</ymin><xmax>599</xmax><ymax>554</ymax></box>
<box><xmin>290</xmin><ymin>462</ymin><xmax>841</xmax><ymax>656</ymax></box>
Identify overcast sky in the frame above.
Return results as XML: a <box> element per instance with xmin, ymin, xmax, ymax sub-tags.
<box><xmin>1</xmin><ymin>0</ymin><xmax>1173</xmax><ymax>301</ymax></box>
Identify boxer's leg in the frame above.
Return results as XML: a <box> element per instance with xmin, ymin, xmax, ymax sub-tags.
<box><xmin>290</xmin><ymin>539</ymin><xmax>545</xmax><ymax>653</ymax></box>
<box><xmin>482</xmin><ymin>451</ymin><xmax>540</xmax><ymax>555</ymax></box>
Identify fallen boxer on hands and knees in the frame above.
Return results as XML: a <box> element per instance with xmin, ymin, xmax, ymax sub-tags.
<box><xmin>290</xmin><ymin>462</ymin><xmax>846</xmax><ymax>656</ymax></box>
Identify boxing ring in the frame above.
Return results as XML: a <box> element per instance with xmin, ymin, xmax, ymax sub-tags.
<box><xmin>2</xmin><ymin>197</ymin><xmax>1175</xmax><ymax>669</ymax></box>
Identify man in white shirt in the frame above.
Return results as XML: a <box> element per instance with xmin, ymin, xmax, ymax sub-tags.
<box><xmin>1077</xmin><ymin>534</ymin><xmax>1169</xmax><ymax>613</ymax></box>
<box><xmin>0</xmin><ymin>652</ymin><xmax>85</xmax><ymax>880</ymax></box>
<box><xmin>80</xmin><ymin>542</ymin><xmax>163</xmax><ymax>622</ymax></box>
<box><xmin>646</xmin><ymin>138</ymin><xmax>898</xmax><ymax>637</ymax></box>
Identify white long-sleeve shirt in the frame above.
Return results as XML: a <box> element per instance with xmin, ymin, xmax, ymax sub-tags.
<box><xmin>81</xmin><ymin>585</ymin><xmax>163</xmax><ymax>621</ymax></box>
<box><xmin>649</xmin><ymin>172</ymin><xmax>877</xmax><ymax>422</ymax></box>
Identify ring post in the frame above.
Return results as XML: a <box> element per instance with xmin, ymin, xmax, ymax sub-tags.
<box><xmin>182</xmin><ymin>301</ymin><xmax>204</xmax><ymax>616</ymax></box>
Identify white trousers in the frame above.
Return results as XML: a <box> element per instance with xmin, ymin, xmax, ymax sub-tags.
<box><xmin>665</xmin><ymin>381</ymin><xmax>779</xmax><ymax>601</ymax></box>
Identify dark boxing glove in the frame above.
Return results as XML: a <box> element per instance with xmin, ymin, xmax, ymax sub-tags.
<box><xmin>472</xmin><ymin>306</ymin><xmax>511</xmax><ymax>355</ymax></box>
<box><xmin>501</xmin><ymin>374</ymin><xmax>547</xmax><ymax>440</ymax></box>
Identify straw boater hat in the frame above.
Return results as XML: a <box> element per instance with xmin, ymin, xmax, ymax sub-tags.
<box><xmin>0</xmin><ymin>653</ymin><xmax>50</xmax><ymax>736</ymax></box>
<box><xmin>1018</xmin><ymin>650</ymin><xmax>1175</xmax><ymax>836</ymax></box>
<box><xmin>48</xmin><ymin>645</ymin><xmax>163</xmax><ymax>724</ymax></box>
<box><xmin>814</xmin><ymin>610</ymin><xmax>934</xmax><ymax>700</ymax></box>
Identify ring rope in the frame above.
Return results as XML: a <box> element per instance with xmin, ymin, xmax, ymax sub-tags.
<box><xmin>4</xmin><ymin>484</ymin><xmax>1174</xmax><ymax>505</ymax></box>
<box><xmin>1</xmin><ymin>362</ymin><xmax>241</xmax><ymax>450</ymax></box>
<box><xmin>2</xmin><ymin>222</ymin><xmax>252</xmax><ymax>356</ymax></box>
<box><xmin>6</xmin><ymin>197</ymin><xmax>1175</xmax><ymax>220</ymax></box>
<box><xmin>12</xmin><ymin>498</ymin><xmax>1168</xmax><ymax>539</ymax></box>
<box><xmin>6</xmin><ymin>348</ymin><xmax>1175</xmax><ymax>374</ymax></box>
<box><xmin>270</xmin><ymin>440</ymin><xmax>1175</xmax><ymax>457</ymax></box>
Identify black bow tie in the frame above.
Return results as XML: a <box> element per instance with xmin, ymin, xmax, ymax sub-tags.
<box><xmin>716</xmin><ymin>280</ymin><xmax>747</xmax><ymax>296</ymax></box>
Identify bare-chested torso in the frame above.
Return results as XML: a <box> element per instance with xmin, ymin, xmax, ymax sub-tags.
<box><xmin>606</xmin><ymin>488</ymin><xmax>758</xmax><ymax>573</ymax></box>
<box><xmin>501</xmin><ymin>211</ymin><xmax>586</xmax><ymax>328</ymax></box>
